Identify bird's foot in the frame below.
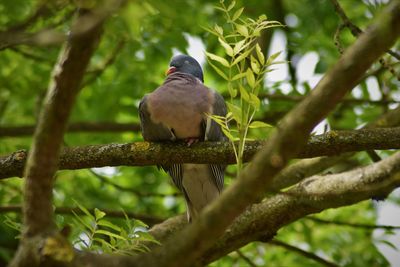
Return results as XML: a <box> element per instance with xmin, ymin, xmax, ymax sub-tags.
<box><xmin>185</xmin><ymin>137</ymin><xmax>199</xmax><ymax>147</ymax></box>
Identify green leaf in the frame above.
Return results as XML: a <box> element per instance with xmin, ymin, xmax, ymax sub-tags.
<box><xmin>266</xmin><ymin>51</ymin><xmax>282</xmax><ymax>65</ymax></box>
<box><xmin>96</xmin><ymin>230</ymin><xmax>126</xmax><ymax>240</ymax></box>
<box><xmin>205</xmin><ymin>51</ymin><xmax>230</xmax><ymax>67</ymax></box>
<box><xmin>218</xmin><ymin>37</ymin><xmax>234</xmax><ymax>57</ymax></box>
<box><xmin>94</xmin><ymin>208</ymin><xmax>106</xmax><ymax>221</ymax></box>
<box><xmin>232</xmin><ymin>7</ymin><xmax>244</xmax><ymax>21</ymax></box>
<box><xmin>239</xmin><ymin>85</ymin><xmax>250</xmax><ymax>102</ymax></box>
<box><xmin>133</xmin><ymin>219</ymin><xmax>149</xmax><ymax>229</ymax></box>
<box><xmin>74</xmin><ymin>200</ymin><xmax>95</xmax><ymax>220</ymax></box>
<box><xmin>227</xmin><ymin>1</ymin><xmax>236</xmax><ymax>11</ymax></box>
<box><xmin>214</xmin><ymin>24</ymin><xmax>223</xmax><ymax>35</ymax></box>
<box><xmin>258</xmin><ymin>14</ymin><xmax>267</xmax><ymax>21</ymax></box>
<box><xmin>95</xmin><ymin>238</ymin><xmax>116</xmax><ymax>251</ymax></box>
<box><xmin>255</xmin><ymin>43</ymin><xmax>265</xmax><ymax>64</ymax></box>
<box><xmin>249</xmin><ymin>121</ymin><xmax>273</xmax><ymax>128</ymax></box>
<box><xmin>231</xmin><ymin>72</ymin><xmax>247</xmax><ymax>81</ymax></box>
<box><xmin>98</xmin><ymin>219</ymin><xmax>122</xmax><ymax>232</ymax></box>
<box><xmin>249</xmin><ymin>93</ymin><xmax>261</xmax><ymax>109</ymax></box>
<box><xmin>208</xmin><ymin>60</ymin><xmax>229</xmax><ymax>80</ymax></box>
<box><xmin>246</xmin><ymin>68</ymin><xmax>255</xmax><ymax>88</ymax></box>
<box><xmin>221</xmin><ymin>127</ymin><xmax>235</xmax><ymax>141</ymax></box>
<box><xmin>232</xmin><ymin>48</ymin><xmax>252</xmax><ymax>66</ymax></box>
<box><xmin>233</xmin><ymin>39</ymin><xmax>246</xmax><ymax>55</ymax></box>
<box><xmin>250</xmin><ymin>55</ymin><xmax>260</xmax><ymax>74</ymax></box>
<box><xmin>228</xmin><ymin>86</ymin><xmax>238</xmax><ymax>98</ymax></box>
<box><xmin>72</xmin><ymin>213</ymin><xmax>93</xmax><ymax>232</ymax></box>
<box><xmin>236</xmin><ymin>24</ymin><xmax>248</xmax><ymax>37</ymax></box>
<box><xmin>226</xmin><ymin>102</ymin><xmax>242</xmax><ymax>122</ymax></box>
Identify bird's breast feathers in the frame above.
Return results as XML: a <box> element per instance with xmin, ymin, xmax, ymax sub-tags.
<box><xmin>147</xmin><ymin>77</ymin><xmax>214</xmax><ymax>139</ymax></box>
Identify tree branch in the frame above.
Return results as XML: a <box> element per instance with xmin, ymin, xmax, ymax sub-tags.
<box><xmin>330</xmin><ymin>0</ymin><xmax>400</xmax><ymax>61</ymax></box>
<box><xmin>306</xmin><ymin>217</ymin><xmax>400</xmax><ymax>230</ymax></box>
<box><xmin>20</xmin><ymin>9</ymin><xmax>104</xmax><ymax>238</ymax></box>
<box><xmin>8</xmin><ymin>4</ymin><xmax>114</xmax><ymax>267</ymax></box>
<box><xmin>1</xmin><ymin>127</ymin><xmax>400</xmax><ymax>179</ymax></box>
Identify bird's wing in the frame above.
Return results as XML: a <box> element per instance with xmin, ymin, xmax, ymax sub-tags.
<box><xmin>139</xmin><ymin>95</ymin><xmax>184</xmax><ymax>191</ymax></box>
<box><xmin>139</xmin><ymin>95</ymin><xmax>175</xmax><ymax>141</ymax></box>
<box><xmin>205</xmin><ymin>90</ymin><xmax>228</xmax><ymax>192</ymax></box>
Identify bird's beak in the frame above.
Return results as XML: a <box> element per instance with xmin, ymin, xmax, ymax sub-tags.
<box><xmin>165</xmin><ymin>66</ymin><xmax>177</xmax><ymax>76</ymax></box>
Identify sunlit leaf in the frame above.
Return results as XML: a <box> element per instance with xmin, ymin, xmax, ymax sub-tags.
<box><xmin>94</xmin><ymin>208</ymin><xmax>106</xmax><ymax>221</ymax></box>
<box><xmin>249</xmin><ymin>121</ymin><xmax>273</xmax><ymax>128</ymax></box>
<box><xmin>214</xmin><ymin>24</ymin><xmax>223</xmax><ymax>35</ymax></box>
<box><xmin>239</xmin><ymin>84</ymin><xmax>250</xmax><ymax>102</ymax></box>
<box><xmin>249</xmin><ymin>93</ymin><xmax>261</xmax><ymax>109</ymax></box>
<box><xmin>232</xmin><ymin>48</ymin><xmax>252</xmax><ymax>66</ymax></box>
<box><xmin>250</xmin><ymin>55</ymin><xmax>260</xmax><ymax>74</ymax></box>
<box><xmin>246</xmin><ymin>68</ymin><xmax>255</xmax><ymax>88</ymax></box>
<box><xmin>229</xmin><ymin>86</ymin><xmax>238</xmax><ymax>98</ymax></box>
<box><xmin>205</xmin><ymin>51</ymin><xmax>230</xmax><ymax>67</ymax></box>
<box><xmin>233</xmin><ymin>39</ymin><xmax>246</xmax><ymax>55</ymax></box>
<box><xmin>236</xmin><ymin>23</ymin><xmax>248</xmax><ymax>37</ymax></box>
<box><xmin>232</xmin><ymin>7</ymin><xmax>244</xmax><ymax>21</ymax></box>
<box><xmin>222</xmin><ymin>127</ymin><xmax>235</xmax><ymax>141</ymax></box>
<box><xmin>208</xmin><ymin>60</ymin><xmax>229</xmax><ymax>80</ymax></box>
<box><xmin>96</xmin><ymin>230</ymin><xmax>127</xmax><ymax>240</ymax></box>
<box><xmin>218</xmin><ymin>37</ymin><xmax>234</xmax><ymax>57</ymax></box>
<box><xmin>98</xmin><ymin>219</ymin><xmax>122</xmax><ymax>232</ymax></box>
<box><xmin>231</xmin><ymin>72</ymin><xmax>247</xmax><ymax>81</ymax></box>
<box><xmin>266</xmin><ymin>51</ymin><xmax>282</xmax><ymax>65</ymax></box>
<box><xmin>226</xmin><ymin>102</ymin><xmax>242</xmax><ymax>122</ymax></box>
<box><xmin>255</xmin><ymin>43</ymin><xmax>265</xmax><ymax>64</ymax></box>
<box><xmin>227</xmin><ymin>1</ymin><xmax>236</xmax><ymax>11</ymax></box>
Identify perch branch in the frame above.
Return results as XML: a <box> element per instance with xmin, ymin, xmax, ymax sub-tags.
<box><xmin>1</xmin><ymin>127</ymin><xmax>400</xmax><ymax>179</ymax></box>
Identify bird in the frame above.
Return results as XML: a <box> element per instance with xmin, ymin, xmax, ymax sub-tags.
<box><xmin>139</xmin><ymin>54</ymin><xmax>227</xmax><ymax>222</ymax></box>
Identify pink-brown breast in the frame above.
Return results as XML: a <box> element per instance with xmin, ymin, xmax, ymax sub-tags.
<box><xmin>147</xmin><ymin>76</ymin><xmax>213</xmax><ymax>139</ymax></box>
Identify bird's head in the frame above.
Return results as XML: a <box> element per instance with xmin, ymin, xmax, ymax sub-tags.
<box><xmin>166</xmin><ymin>54</ymin><xmax>204</xmax><ymax>82</ymax></box>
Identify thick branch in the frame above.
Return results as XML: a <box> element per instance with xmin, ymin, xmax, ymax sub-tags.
<box><xmin>9</xmin><ymin>6</ymin><xmax>111</xmax><ymax>267</ymax></box>
<box><xmin>21</xmin><ymin>10</ymin><xmax>104</xmax><ymax>238</ymax></box>
<box><xmin>1</xmin><ymin>127</ymin><xmax>400</xmax><ymax>179</ymax></box>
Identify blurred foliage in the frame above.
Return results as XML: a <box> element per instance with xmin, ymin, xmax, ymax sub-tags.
<box><xmin>0</xmin><ymin>0</ymin><xmax>399</xmax><ymax>266</ymax></box>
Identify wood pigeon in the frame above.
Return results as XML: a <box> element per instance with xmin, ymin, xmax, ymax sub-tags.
<box><xmin>139</xmin><ymin>54</ymin><xmax>227</xmax><ymax>221</ymax></box>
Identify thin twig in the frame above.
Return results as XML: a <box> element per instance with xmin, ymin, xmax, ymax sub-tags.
<box><xmin>267</xmin><ymin>239</ymin><xmax>339</xmax><ymax>267</ymax></box>
<box><xmin>307</xmin><ymin>217</ymin><xmax>400</xmax><ymax>230</ymax></box>
<box><xmin>88</xmin><ymin>169</ymin><xmax>180</xmax><ymax>198</ymax></box>
<box><xmin>330</xmin><ymin>0</ymin><xmax>400</xmax><ymax>81</ymax></box>
<box><xmin>236</xmin><ymin>250</ymin><xmax>258</xmax><ymax>267</ymax></box>
<box><xmin>82</xmin><ymin>39</ymin><xmax>126</xmax><ymax>87</ymax></box>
